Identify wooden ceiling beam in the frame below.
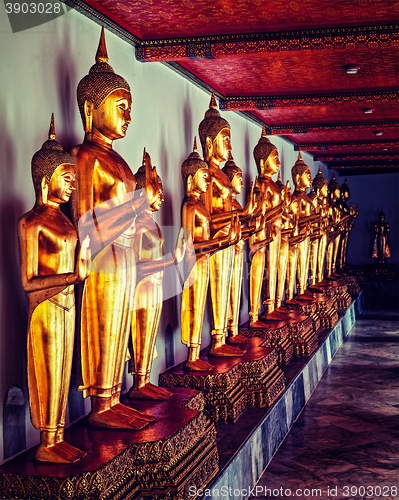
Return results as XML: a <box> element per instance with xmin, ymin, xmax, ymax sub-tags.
<box><xmin>315</xmin><ymin>153</ymin><xmax>399</xmax><ymax>161</ymax></box>
<box><xmin>135</xmin><ymin>24</ymin><xmax>398</xmax><ymax>62</ymax></box>
<box><xmin>220</xmin><ymin>91</ymin><xmax>399</xmax><ymax>110</ymax></box>
<box><xmin>270</xmin><ymin>121</ymin><xmax>398</xmax><ymax>135</ymax></box>
<box><xmin>297</xmin><ymin>140</ymin><xmax>399</xmax><ymax>151</ymax></box>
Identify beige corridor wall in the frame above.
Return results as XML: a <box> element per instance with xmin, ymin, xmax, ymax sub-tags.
<box><xmin>0</xmin><ymin>4</ymin><xmax>326</xmax><ymax>464</ymax></box>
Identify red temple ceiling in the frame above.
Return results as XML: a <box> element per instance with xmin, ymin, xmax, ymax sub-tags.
<box><xmin>70</xmin><ymin>0</ymin><xmax>399</xmax><ymax>174</ymax></box>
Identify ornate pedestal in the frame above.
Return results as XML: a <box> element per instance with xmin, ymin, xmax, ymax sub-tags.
<box><xmin>238</xmin><ymin>321</ymin><xmax>293</xmax><ymax>365</ymax></box>
<box><xmin>159</xmin><ymin>338</ymin><xmax>285</xmax><ymax>424</ymax></box>
<box><xmin>322</xmin><ymin>276</ymin><xmax>352</xmax><ymax>309</ymax></box>
<box><xmin>308</xmin><ymin>285</ymin><xmax>339</xmax><ymax>329</ymax></box>
<box><xmin>283</xmin><ymin>294</ymin><xmax>320</xmax><ymax>356</ymax></box>
<box><xmin>0</xmin><ymin>389</ymin><xmax>218</xmax><ymax>500</ymax></box>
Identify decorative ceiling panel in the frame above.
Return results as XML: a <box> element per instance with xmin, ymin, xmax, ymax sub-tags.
<box><xmin>89</xmin><ymin>0</ymin><xmax>399</xmax><ymax>40</ymax></box>
<box><xmin>70</xmin><ymin>0</ymin><xmax>399</xmax><ymax>174</ymax></box>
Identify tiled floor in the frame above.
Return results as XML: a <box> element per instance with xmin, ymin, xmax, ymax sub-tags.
<box><xmin>249</xmin><ymin>307</ymin><xmax>399</xmax><ymax>500</ymax></box>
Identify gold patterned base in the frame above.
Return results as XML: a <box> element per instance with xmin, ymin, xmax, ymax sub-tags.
<box><xmin>238</xmin><ymin>321</ymin><xmax>294</xmax><ymax>365</ymax></box>
<box><xmin>159</xmin><ymin>338</ymin><xmax>285</xmax><ymax>422</ymax></box>
<box><xmin>0</xmin><ymin>389</ymin><xmax>219</xmax><ymax>500</ymax></box>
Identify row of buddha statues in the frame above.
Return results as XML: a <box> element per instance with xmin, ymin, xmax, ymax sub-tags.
<box><xmin>18</xmin><ymin>28</ymin><xmax>358</xmax><ymax>464</ymax></box>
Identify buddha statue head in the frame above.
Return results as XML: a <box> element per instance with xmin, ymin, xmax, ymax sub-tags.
<box><xmin>340</xmin><ymin>178</ymin><xmax>350</xmax><ymax>202</ymax></box>
<box><xmin>222</xmin><ymin>152</ymin><xmax>243</xmax><ymax>196</ymax></box>
<box><xmin>135</xmin><ymin>153</ymin><xmax>163</xmax><ymax>212</ymax></box>
<box><xmin>182</xmin><ymin>138</ymin><xmax>209</xmax><ymax>195</ymax></box>
<box><xmin>253</xmin><ymin>126</ymin><xmax>279</xmax><ymax>177</ymax></box>
<box><xmin>31</xmin><ymin>114</ymin><xmax>75</xmax><ymax>203</ymax></box>
<box><xmin>328</xmin><ymin>173</ymin><xmax>341</xmax><ymax>202</ymax></box>
<box><xmin>198</xmin><ymin>93</ymin><xmax>231</xmax><ymax>165</ymax></box>
<box><xmin>312</xmin><ymin>166</ymin><xmax>328</xmax><ymax>199</ymax></box>
<box><xmin>77</xmin><ymin>27</ymin><xmax>131</xmax><ymax>141</ymax></box>
<box><xmin>292</xmin><ymin>152</ymin><xmax>311</xmax><ymax>191</ymax></box>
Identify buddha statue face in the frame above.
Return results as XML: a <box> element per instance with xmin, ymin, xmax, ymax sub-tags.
<box><xmin>259</xmin><ymin>150</ymin><xmax>280</xmax><ymax>177</ymax></box>
<box><xmin>295</xmin><ymin>167</ymin><xmax>311</xmax><ymax>190</ymax></box>
<box><xmin>86</xmin><ymin>89</ymin><xmax>132</xmax><ymax>142</ymax></box>
<box><xmin>320</xmin><ymin>183</ymin><xmax>328</xmax><ymax>198</ymax></box>
<box><xmin>206</xmin><ymin>128</ymin><xmax>231</xmax><ymax>164</ymax></box>
<box><xmin>150</xmin><ymin>180</ymin><xmax>164</xmax><ymax>212</ymax></box>
<box><xmin>45</xmin><ymin>163</ymin><xmax>76</xmax><ymax>204</ymax></box>
<box><xmin>192</xmin><ymin>168</ymin><xmax>210</xmax><ymax>194</ymax></box>
<box><xmin>231</xmin><ymin>172</ymin><xmax>244</xmax><ymax>195</ymax></box>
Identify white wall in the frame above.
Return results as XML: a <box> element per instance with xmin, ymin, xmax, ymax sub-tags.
<box><xmin>0</xmin><ymin>5</ymin><xmax>327</xmax><ymax>464</ymax></box>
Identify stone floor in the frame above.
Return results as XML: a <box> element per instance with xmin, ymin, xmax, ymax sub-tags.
<box><xmin>248</xmin><ymin>306</ymin><xmax>399</xmax><ymax>500</ymax></box>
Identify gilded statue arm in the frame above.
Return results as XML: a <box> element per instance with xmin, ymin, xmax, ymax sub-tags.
<box><xmin>19</xmin><ymin>217</ymin><xmax>90</xmax><ymax>311</ymax></box>
<box><xmin>73</xmin><ymin>151</ymin><xmax>149</xmax><ymax>255</ymax></box>
<box><xmin>135</xmin><ymin>228</ymin><xmax>185</xmax><ymax>283</ymax></box>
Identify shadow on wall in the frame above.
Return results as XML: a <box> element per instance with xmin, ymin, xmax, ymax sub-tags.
<box><xmin>3</xmin><ymin>386</ymin><xmax>25</xmax><ymax>460</ymax></box>
<box><xmin>0</xmin><ymin>123</ymin><xmax>30</xmax><ymax>445</ymax></box>
<box><xmin>55</xmin><ymin>31</ymin><xmax>81</xmax><ymax>153</ymax></box>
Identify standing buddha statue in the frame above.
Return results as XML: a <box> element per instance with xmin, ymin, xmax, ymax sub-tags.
<box><xmin>198</xmin><ymin>94</ymin><xmax>253</xmax><ymax>356</ymax></box>
<box><xmin>181</xmin><ymin>140</ymin><xmax>240</xmax><ymax>370</ymax></box>
<box><xmin>290</xmin><ymin>153</ymin><xmax>316</xmax><ymax>296</ymax></box>
<box><xmin>311</xmin><ymin>167</ymin><xmax>330</xmax><ymax>283</ymax></box>
<box><xmin>222</xmin><ymin>153</ymin><xmax>253</xmax><ymax>344</ymax></box>
<box><xmin>249</xmin><ymin>127</ymin><xmax>285</xmax><ymax>326</ymax></box>
<box><xmin>128</xmin><ymin>153</ymin><xmax>185</xmax><ymax>399</ymax></box>
<box><xmin>18</xmin><ymin>116</ymin><xmax>90</xmax><ymax>462</ymax></box>
<box><xmin>71</xmin><ymin>28</ymin><xmax>157</xmax><ymax>429</ymax></box>
<box><xmin>326</xmin><ymin>174</ymin><xmax>342</xmax><ymax>277</ymax></box>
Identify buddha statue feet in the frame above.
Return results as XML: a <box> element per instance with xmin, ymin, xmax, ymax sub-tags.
<box><xmin>128</xmin><ymin>383</ymin><xmax>171</xmax><ymax>401</ymax></box>
<box><xmin>111</xmin><ymin>402</ymin><xmax>156</xmax><ymax>422</ymax></box>
<box><xmin>55</xmin><ymin>440</ymin><xmax>87</xmax><ymax>461</ymax></box>
<box><xmin>88</xmin><ymin>407</ymin><xmax>150</xmax><ymax>429</ymax></box>
<box><xmin>184</xmin><ymin>359</ymin><xmax>215</xmax><ymax>371</ymax></box>
<box><xmin>249</xmin><ymin>318</ymin><xmax>268</xmax><ymax>329</ymax></box>
<box><xmin>262</xmin><ymin>310</ymin><xmax>290</xmax><ymax>321</ymax></box>
<box><xmin>227</xmin><ymin>333</ymin><xmax>249</xmax><ymax>344</ymax></box>
<box><xmin>35</xmin><ymin>442</ymin><xmax>82</xmax><ymax>464</ymax></box>
<box><xmin>209</xmin><ymin>335</ymin><xmax>246</xmax><ymax>357</ymax></box>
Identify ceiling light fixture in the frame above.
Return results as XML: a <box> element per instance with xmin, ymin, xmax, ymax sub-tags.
<box><xmin>374</xmin><ymin>130</ymin><xmax>383</xmax><ymax>136</ymax></box>
<box><xmin>382</xmin><ymin>148</ymin><xmax>388</xmax><ymax>151</ymax></box>
<box><xmin>361</xmin><ymin>107</ymin><xmax>375</xmax><ymax>114</ymax></box>
<box><xmin>342</xmin><ymin>64</ymin><xmax>361</xmax><ymax>75</ymax></box>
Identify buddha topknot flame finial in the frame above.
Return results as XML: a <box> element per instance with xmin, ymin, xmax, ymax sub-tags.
<box><xmin>96</xmin><ymin>27</ymin><xmax>109</xmax><ymax>64</ymax></box>
<box><xmin>49</xmin><ymin>113</ymin><xmax>55</xmax><ymax>141</ymax></box>
<box><xmin>193</xmin><ymin>137</ymin><xmax>198</xmax><ymax>153</ymax></box>
<box><xmin>261</xmin><ymin>125</ymin><xmax>267</xmax><ymax>138</ymax></box>
<box><xmin>209</xmin><ymin>92</ymin><xmax>217</xmax><ymax>109</ymax></box>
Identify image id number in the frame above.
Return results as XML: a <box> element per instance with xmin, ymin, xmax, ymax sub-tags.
<box><xmin>343</xmin><ymin>485</ymin><xmax>398</xmax><ymax>497</ymax></box>
<box><xmin>5</xmin><ymin>2</ymin><xmax>62</xmax><ymax>14</ymax></box>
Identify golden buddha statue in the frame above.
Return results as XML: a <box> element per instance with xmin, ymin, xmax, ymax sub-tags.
<box><xmin>128</xmin><ymin>154</ymin><xmax>185</xmax><ymax>399</ymax></box>
<box><xmin>181</xmin><ymin>140</ymin><xmax>240</xmax><ymax>370</ymax></box>
<box><xmin>198</xmin><ymin>94</ymin><xmax>253</xmax><ymax>356</ymax></box>
<box><xmin>71</xmin><ymin>28</ymin><xmax>157</xmax><ymax>429</ymax></box>
<box><xmin>221</xmin><ymin>153</ymin><xmax>253</xmax><ymax>343</ymax></box>
<box><xmin>326</xmin><ymin>174</ymin><xmax>342</xmax><ymax>276</ymax></box>
<box><xmin>249</xmin><ymin>128</ymin><xmax>286</xmax><ymax>325</ymax></box>
<box><xmin>372</xmin><ymin>209</ymin><xmax>390</xmax><ymax>264</ymax></box>
<box><xmin>18</xmin><ymin>116</ymin><xmax>90</xmax><ymax>463</ymax></box>
<box><xmin>290</xmin><ymin>153</ymin><xmax>316</xmax><ymax>296</ymax></box>
<box><xmin>311</xmin><ymin>167</ymin><xmax>330</xmax><ymax>283</ymax></box>
<box><xmin>338</xmin><ymin>179</ymin><xmax>358</xmax><ymax>269</ymax></box>
<box><xmin>275</xmin><ymin>172</ymin><xmax>296</xmax><ymax>309</ymax></box>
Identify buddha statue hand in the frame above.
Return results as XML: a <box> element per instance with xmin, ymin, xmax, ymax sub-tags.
<box><xmin>75</xmin><ymin>235</ymin><xmax>91</xmax><ymax>283</ymax></box>
<box><xmin>230</xmin><ymin>213</ymin><xmax>241</xmax><ymax>244</ymax></box>
<box><xmin>242</xmin><ymin>181</ymin><xmax>256</xmax><ymax>217</ymax></box>
<box><xmin>144</xmin><ymin>151</ymin><xmax>163</xmax><ymax>207</ymax></box>
<box><xmin>283</xmin><ymin>181</ymin><xmax>290</xmax><ymax>207</ymax></box>
<box><xmin>173</xmin><ymin>227</ymin><xmax>186</xmax><ymax>265</ymax></box>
